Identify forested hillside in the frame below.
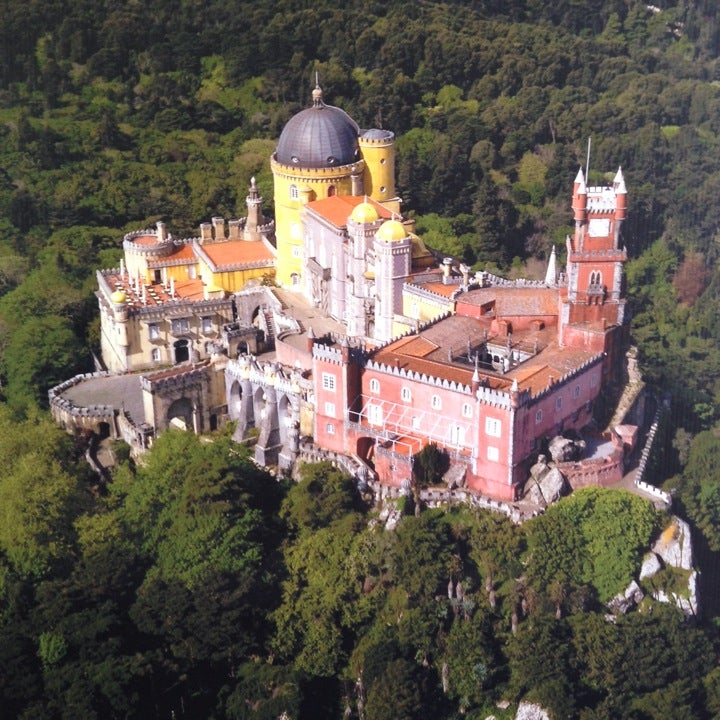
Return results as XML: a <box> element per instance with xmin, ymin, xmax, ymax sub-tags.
<box><xmin>1</xmin><ymin>0</ymin><xmax>720</xmax><ymax>717</ymax></box>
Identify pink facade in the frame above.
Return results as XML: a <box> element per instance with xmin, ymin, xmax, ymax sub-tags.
<box><xmin>307</xmin><ymin>169</ymin><xmax>630</xmax><ymax>501</ymax></box>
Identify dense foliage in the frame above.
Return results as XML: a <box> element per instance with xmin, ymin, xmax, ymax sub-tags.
<box><xmin>0</xmin><ymin>0</ymin><xmax>719</xmax><ymax>716</ymax></box>
<box><xmin>0</xmin><ymin>442</ymin><xmax>716</xmax><ymax>719</ymax></box>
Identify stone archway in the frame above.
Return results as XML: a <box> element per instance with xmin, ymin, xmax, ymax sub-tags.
<box><xmin>356</xmin><ymin>436</ymin><xmax>376</xmax><ymax>470</ymax></box>
<box><xmin>167</xmin><ymin>397</ymin><xmax>193</xmax><ymax>430</ymax></box>
<box><xmin>229</xmin><ymin>380</ymin><xmax>242</xmax><ymax>417</ymax></box>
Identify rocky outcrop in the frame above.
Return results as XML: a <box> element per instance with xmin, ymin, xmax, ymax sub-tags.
<box><xmin>645</xmin><ymin>516</ymin><xmax>698</xmax><ymax>617</ymax></box>
<box><xmin>548</xmin><ymin>435</ymin><xmax>586</xmax><ymax>463</ymax></box>
<box><xmin>524</xmin><ymin>455</ymin><xmax>569</xmax><ymax>508</ymax></box>
<box><xmin>608</xmin><ymin>580</ymin><xmax>644</xmax><ymax>615</ymax></box>
<box><xmin>653</xmin><ymin>516</ymin><xmax>693</xmax><ymax>570</ymax></box>
<box><xmin>612</xmin><ymin>516</ymin><xmax>699</xmax><ymax>618</ymax></box>
<box><xmin>515</xmin><ymin>701</ymin><xmax>551</xmax><ymax>720</ymax></box>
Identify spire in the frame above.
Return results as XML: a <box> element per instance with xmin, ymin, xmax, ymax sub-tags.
<box><xmin>614</xmin><ymin>166</ymin><xmax>626</xmax><ymax>194</ymax></box>
<box><xmin>574</xmin><ymin>167</ymin><xmax>585</xmax><ymax>185</ymax></box>
<box><xmin>545</xmin><ymin>245</ymin><xmax>557</xmax><ymax>286</ymax></box>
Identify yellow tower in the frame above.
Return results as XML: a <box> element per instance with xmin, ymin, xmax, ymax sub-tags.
<box><xmin>271</xmin><ymin>82</ymin><xmax>398</xmax><ymax>287</ymax></box>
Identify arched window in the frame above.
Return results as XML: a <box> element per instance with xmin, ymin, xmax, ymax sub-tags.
<box><xmin>369</xmin><ymin>378</ymin><xmax>380</xmax><ymax>394</ymax></box>
<box><xmin>401</xmin><ymin>386</ymin><xmax>412</xmax><ymax>402</ymax></box>
<box><xmin>431</xmin><ymin>394</ymin><xmax>442</xmax><ymax>410</ymax></box>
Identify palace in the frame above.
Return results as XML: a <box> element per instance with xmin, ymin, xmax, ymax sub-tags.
<box><xmin>50</xmin><ymin>82</ymin><xmax>631</xmax><ymax>502</ymax></box>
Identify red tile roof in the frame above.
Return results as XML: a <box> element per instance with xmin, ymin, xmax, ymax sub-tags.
<box><xmin>306</xmin><ymin>195</ymin><xmax>393</xmax><ymax>227</ymax></box>
<box><xmin>201</xmin><ymin>239</ymin><xmax>275</xmax><ymax>268</ymax></box>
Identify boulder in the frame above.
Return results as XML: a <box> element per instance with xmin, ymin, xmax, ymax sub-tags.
<box><xmin>527</xmin><ymin>467</ymin><xmax>568</xmax><ymax>508</ymax></box>
<box><xmin>639</xmin><ymin>551</ymin><xmax>662</xmax><ymax>580</ymax></box>
<box><xmin>652</xmin><ymin>517</ymin><xmax>693</xmax><ymax>571</ymax></box>
<box><xmin>608</xmin><ymin>580</ymin><xmax>644</xmax><ymax>614</ymax></box>
<box><xmin>548</xmin><ymin>435</ymin><xmax>586</xmax><ymax>463</ymax></box>
<box><xmin>515</xmin><ymin>701</ymin><xmax>551</xmax><ymax>720</ymax></box>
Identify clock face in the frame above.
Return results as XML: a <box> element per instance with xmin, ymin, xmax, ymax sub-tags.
<box><xmin>588</xmin><ymin>218</ymin><xmax>610</xmax><ymax>237</ymax></box>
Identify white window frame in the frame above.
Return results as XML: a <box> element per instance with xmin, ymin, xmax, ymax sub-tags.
<box><xmin>449</xmin><ymin>425</ymin><xmax>465</xmax><ymax>447</ymax></box>
<box><xmin>322</xmin><ymin>372</ymin><xmax>336</xmax><ymax>391</ymax></box>
<box><xmin>151</xmin><ymin>348</ymin><xmax>161</xmax><ymax>362</ymax></box>
<box><xmin>462</xmin><ymin>402</ymin><xmax>473</xmax><ymax>418</ymax></box>
<box><xmin>431</xmin><ymin>394</ymin><xmax>442</xmax><ymax>410</ymax></box>
<box><xmin>171</xmin><ymin>317</ymin><xmax>190</xmax><ymax>334</ymax></box>
<box><xmin>326</xmin><ymin>422</ymin><xmax>335</xmax><ymax>435</ymax></box>
<box><xmin>369</xmin><ymin>378</ymin><xmax>380</xmax><ymax>394</ymax></box>
<box><xmin>368</xmin><ymin>403</ymin><xmax>383</xmax><ymax>426</ymax></box>
<box><xmin>487</xmin><ymin>446</ymin><xmax>499</xmax><ymax>462</ymax></box>
<box><xmin>324</xmin><ymin>401</ymin><xmax>336</xmax><ymax>418</ymax></box>
<box><xmin>148</xmin><ymin>323</ymin><xmax>160</xmax><ymax>340</ymax></box>
<box><xmin>401</xmin><ymin>386</ymin><xmax>412</xmax><ymax>402</ymax></box>
<box><xmin>485</xmin><ymin>417</ymin><xmax>501</xmax><ymax>437</ymax></box>
<box><xmin>201</xmin><ymin>316</ymin><xmax>213</xmax><ymax>334</ymax></box>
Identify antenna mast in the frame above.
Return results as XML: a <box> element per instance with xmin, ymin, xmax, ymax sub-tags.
<box><xmin>585</xmin><ymin>137</ymin><xmax>592</xmax><ymax>183</ymax></box>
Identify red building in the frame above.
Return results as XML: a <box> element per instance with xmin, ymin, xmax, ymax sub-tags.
<box><xmin>311</xmin><ymin>168</ymin><xmax>628</xmax><ymax>501</ymax></box>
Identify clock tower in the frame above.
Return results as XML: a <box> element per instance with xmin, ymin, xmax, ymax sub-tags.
<box><xmin>562</xmin><ymin>167</ymin><xmax>627</xmax><ymax>331</ymax></box>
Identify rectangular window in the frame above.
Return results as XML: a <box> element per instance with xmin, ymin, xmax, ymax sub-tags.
<box><xmin>171</xmin><ymin>318</ymin><xmax>190</xmax><ymax>334</ymax></box>
<box><xmin>324</xmin><ymin>402</ymin><xmax>336</xmax><ymax>418</ymax></box>
<box><xmin>487</xmin><ymin>446</ymin><xmax>499</xmax><ymax>462</ymax></box>
<box><xmin>573</xmin><ymin>384</ymin><xmax>581</xmax><ymax>399</ymax></box>
<box><xmin>449</xmin><ymin>425</ymin><xmax>465</xmax><ymax>446</ymax></box>
<box><xmin>151</xmin><ymin>348</ymin><xmax>161</xmax><ymax>362</ymax></box>
<box><xmin>556</xmin><ymin>396</ymin><xmax>563</xmax><ymax>411</ymax></box>
<box><xmin>202</xmin><ymin>316</ymin><xmax>213</xmax><ymax>334</ymax></box>
<box><xmin>188</xmin><ymin>266</ymin><xmax>197</xmax><ymax>279</ymax></box>
<box><xmin>368</xmin><ymin>403</ymin><xmax>383</xmax><ymax>426</ymax></box>
<box><xmin>535</xmin><ymin>409</ymin><xmax>543</xmax><ymax>424</ymax></box>
<box><xmin>322</xmin><ymin>372</ymin><xmax>336</xmax><ymax>391</ymax></box>
<box><xmin>292</xmin><ymin>245</ymin><xmax>302</xmax><ymax>258</ymax></box>
<box><xmin>326</xmin><ymin>422</ymin><xmax>335</xmax><ymax>435</ymax></box>
<box><xmin>462</xmin><ymin>403</ymin><xmax>473</xmax><ymax>418</ymax></box>
<box><xmin>485</xmin><ymin>417</ymin><xmax>502</xmax><ymax>437</ymax></box>
<box><xmin>148</xmin><ymin>323</ymin><xmax>160</xmax><ymax>340</ymax></box>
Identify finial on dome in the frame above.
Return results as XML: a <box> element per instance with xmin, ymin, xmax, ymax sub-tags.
<box><xmin>312</xmin><ymin>73</ymin><xmax>323</xmax><ymax>107</ymax></box>
<box><xmin>251</xmin><ymin>176</ymin><xmax>256</xmax><ymax>188</ymax></box>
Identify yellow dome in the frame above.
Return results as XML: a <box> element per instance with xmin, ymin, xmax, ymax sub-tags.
<box><xmin>376</xmin><ymin>219</ymin><xmax>407</xmax><ymax>242</ymax></box>
<box><xmin>351</xmin><ymin>201</ymin><xmax>379</xmax><ymax>224</ymax></box>
<box><xmin>110</xmin><ymin>289</ymin><xmax>127</xmax><ymax>304</ymax></box>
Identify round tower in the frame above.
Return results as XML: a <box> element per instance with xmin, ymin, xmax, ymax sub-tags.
<box><xmin>373</xmin><ymin>219</ymin><xmax>412</xmax><ymax>342</ymax></box>
<box><xmin>359</xmin><ymin>128</ymin><xmax>396</xmax><ymax>203</ymax></box>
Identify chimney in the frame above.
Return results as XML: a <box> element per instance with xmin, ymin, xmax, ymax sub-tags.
<box><xmin>212</xmin><ymin>216</ymin><xmax>225</xmax><ymax>241</ymax></box>
<box><xmin>228</xmin><ymin>219</ymin><xmax>241</xmax><ymax>240</ymax></box>
<box><xmin>200</xmin><ymin>223</ymin><xmax>212</xmax><ymax>243</ymax></box>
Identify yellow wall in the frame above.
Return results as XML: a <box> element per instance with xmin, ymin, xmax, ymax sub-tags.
<box><xmin>198</xmin><ymin>262</ymin><xmax>273</xmax><ymax>294</ymax></box>
<box><xmin>359</xmin><ymin>135</ymin><xmax>396</xmax><ymax>202</ymax></box>
<box><xmin>271</xmin><ymin>159</ymin><xmax>358</xmax><ymax>287</ymax></box>
<box><xmin>402</xmin><ymin>289</ymin><xmax>452</xmax><ymax>324</ymax></box>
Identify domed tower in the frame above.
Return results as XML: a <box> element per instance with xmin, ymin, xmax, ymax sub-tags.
<box><xmin>373</xmin><ymin>219</ymin><xmax>412</xmax><ymax>343</ymax></box>
<box><xmin>271</xmin><ymin>81</ymin><xmax>398</xmax><ymax>288</ymax></box>
<box><xmin>346</xmin><ymin>200</ymin><xmax>383</xmax><ymax>338</ymax></box>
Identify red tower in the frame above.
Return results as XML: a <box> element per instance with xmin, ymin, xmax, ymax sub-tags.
<box><xmin>560</xmin><ymin>168</ymin><xmax>628</xmax><ymax>377</ymax></box>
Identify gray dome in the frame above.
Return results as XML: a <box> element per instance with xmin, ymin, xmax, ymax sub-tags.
<box><xmin>275</xmin><ymin>85</ymin><xmax>360</xmax><ymax>169</ymax></box>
